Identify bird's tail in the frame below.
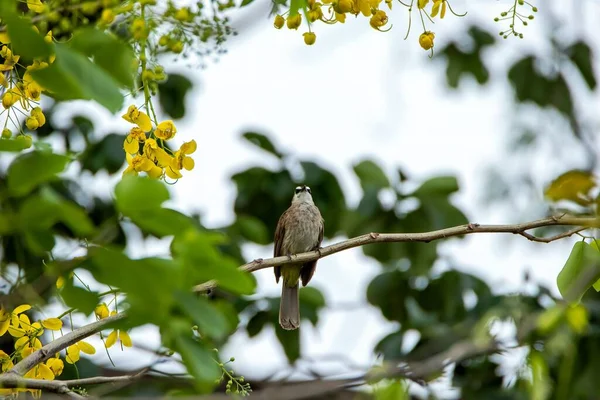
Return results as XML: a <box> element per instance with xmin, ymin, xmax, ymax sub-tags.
<box><xmin>279</xmin><ymin>283</ymin><xmax>300</xmax><ymax>330</ymax></box>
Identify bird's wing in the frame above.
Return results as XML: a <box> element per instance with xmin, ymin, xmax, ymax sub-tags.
<box><xmin>300</xmin><ymin>218</ymin><xmax>324</xmax><ymax>287</ymax></box>
<box><xmin>273</xmin><ymin>209</ymin><xmax>288</xmax><ymax>283</ymax></box>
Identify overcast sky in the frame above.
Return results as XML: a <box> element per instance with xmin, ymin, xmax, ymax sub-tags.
<box><xmin>44</xmin><ymin>0</ymin><xmax>600</xmax><ymax>396</ymax></box>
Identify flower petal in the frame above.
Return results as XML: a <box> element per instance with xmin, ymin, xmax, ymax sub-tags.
<box><xmin>106</xmin><ymin>330</ymin><xmax>117</xmax><ymax>348</ymax></box>
<box><xmin>37</xmin><ymin>363</ymin><xmax>55</xmax><ymax>380</ymax></box>
<box><xmin>124</xmin><ymin>135</ymin><xmax>139</xmax><ymax>154</ymax></box>
<box><xmin>181</xmin><ymin>140</ymin><xmax>197</xmax><ymax>155</ymax></box>
<box><xmin>119</xmin><ymin>330</ymin><xmax>132</xmax><ymax>347</ymax></box>
<box><xmin>77</xmin><ymin>341</ymin><xmax>96</xmax><ymax>355</ymax></box>
<box><xmin>13</xmin><ymin>304</ymin><xmax>31</xmax><ymax>315</ymax></box>
<box><xmin>42</xmin><ymin>318</ymin><xmax>62</xmax><ymax>330</ymax></box>
<box><xmin>135</xmin><ymin>111</ymin><xmax>152</xmax><ymax>132</ymax></box>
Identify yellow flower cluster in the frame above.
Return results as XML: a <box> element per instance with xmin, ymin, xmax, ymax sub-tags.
<box><xmin>95</xmin><ymin>303</ymin><xmax>132</xmax><ymax>349</ymax></box>
<box><xmin>273</xmin><ymin>0</ymin><xmax>464</xmax><ymax>53</ymax></box>
<box><xmin>121</xmin><ymin>105</ymin><xmax>196</xmax><ymax>180</ymax></box>
<box><xmin>0</xmin><ymin>28</ymin><xmax>53</xmax><ymax>146</ymax></box>
<box><xmin>0</xmin><ymin>304</ymin><xmax>84</xmax><ymax>398</ymax></box>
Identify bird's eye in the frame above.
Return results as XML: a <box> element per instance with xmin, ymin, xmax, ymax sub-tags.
<box><xmin>306</xmin><ymin>187</ymin><xmax>311</xmax><ymax>194</ymax></box>
<box><xmin>295</xmin><ymin>187</ymin><xmax>302</xmax><ymax>194</ymax></box>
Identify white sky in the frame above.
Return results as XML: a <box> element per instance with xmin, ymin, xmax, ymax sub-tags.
<box><xmin>38</xmin><ymin>0</ymin><xmax>600</xmax><ymax>396</ymax></box>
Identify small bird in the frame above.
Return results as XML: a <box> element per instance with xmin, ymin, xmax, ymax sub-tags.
<box><xmin>274</xmin><ymin>185</ymin><xmax>324</xmax><ymax>330</ymax></box>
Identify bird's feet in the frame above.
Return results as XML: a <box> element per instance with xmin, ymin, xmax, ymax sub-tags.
<box><xmin>316</xmin><ymin>247</ymin><xmax>323</xmax><ymax>258</ymax></box>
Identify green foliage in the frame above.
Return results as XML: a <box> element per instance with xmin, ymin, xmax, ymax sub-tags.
<box><xmin>0</xmin><ymin>3</ymin><xmax>52</xmax><ymax>59</ymax></box>
<box><xmin>556</xmin><ymin>241</ymin><xmax>600</xmax><ymax>303</ymax></box>
<box><xmin>31</xmin><ymin>44</ymin><xmax>124</xmax><ymax>112</ymax></box>
<box><xmin>158</xmin><ymin>74</ymin><xmax>193</xmax><ymax>119</ymax></box>
<box><xmin>242</xmin><ymin>132</ymin><xmax>284</xmax><ymax>159</ymax></box>
<box><xmin>7</xmin><ymin>151</ymin><xmax>70</xmax><ymax>196</ymax></box>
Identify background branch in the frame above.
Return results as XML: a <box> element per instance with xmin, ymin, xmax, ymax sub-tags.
<box><xmin>194</xmin><ymin>215</ymin><xmax>600</xmax><ymax>292</ymax></box>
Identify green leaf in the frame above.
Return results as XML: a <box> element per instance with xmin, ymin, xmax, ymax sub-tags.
<box><xmin>566</xmin><ymin>41</ymin><xmax>596</xmax><ymax>90</ymax></box>
<box><xmin>544</xmin><ymin>170</ymin><xmax>595</xmax><ymax>206</ymax></box>
<box><xmin>69</xmin><ymin>28</ymin><xmax>136</xmax><ymax>88</ymax></box>
<box><xmin>80</xmin><ymin>133</ymin><xmax>127</xmax><ymax>174</ymax></box>
<box><xmin>158</xmin><ymin>74</ymin><xmax>193</xmax><ymax>119</ymax></box>
<box><xmin>61</xmin><ymin>280</ymin><xmax>100</xmax><ymax>316</ymax></box>
<box><xmin>289</xmin><ymin>0</ymin><xmax>307</xmax><ymax>16</ymax></box>
<box><xmin>589</xmin><ymin>240</ymin><xmax>600</xmax><ymax>292</ymax></box>
<box><xmin>173</xmin><ymin>290</ymin><xmax>229</xmax><ymax>339</ymax></box>
<box><xmin>299</xmin><ymin>286</ymin><xmax>326</xmax><ymax>325</ymax></box>
<box><xmin>7</xmin><ymin>151</ymin><xmax>70</xmax><ymax>197</ymax></box>
<box><xmin>246</xmin><ymin>311</ymin><xmax>270</xmax><ymax>337</ymax></box>
<box><xmin>0</xmin><ymin>4</ymin><xmax>52</xmax><ymax>59</ymax></box>
<box><xmin>242</xmin><ymin>132</ymin><xmax>284</xmax><ymax>159</ymax></box>
<box><xmin>175</xmin><ymin>336</ymin><xmax>221</xmax><ymax>382</ymax></box>
<box><xmin>413</xmin><ymin>176</ymin><xmax>460</xmax><ymax>198</ymax></box>
<box><xmin>557</xmin><ymin>241</ymin><xmax>600</xmax><ymax>303</ymax></box>
<box><xmin>374</xmin><ymin>380</ymin><xmax>408</xmax><ymax>400</ymax></box>
<box><xmin>30</xmin><ymin>44</ymin><xmax>124</xmax><ymax>113</ymax></box>
<box><xmin>23</xmin><ymin>230</ymin><xmax>55</xmax><ymax>255</ymax></box>
<box><xmin>115</xmin><ymin>175</ymin><xmax>170</xmax><ymax>214</ymax></box>
<box><xmin>0</xmin><ymin>138</ymin><xmax>34</xmax><ymax>152</ymax></box>
<box><xmin>353</xmin><ymin>160</ymin><xmax>390</xmax><ymax>190</ymax></box>
<box><xmin>276</xmin><ymin>325</ymin><xmax>300</xmax><ymax>363</ymax></box>
<box><xmin>129</xmin><ymin>208</ymin><xmax>195</xmax><ymax>238</ymax></box>
<box><xmin>236</xmin><ymin>215</ymin><xmax>270</xmax><ymax>244</ymax></box>
<box><xmin>241</xmin><ymin>0</ymin><xmax>256</xmax><ymax>6</ymax></box>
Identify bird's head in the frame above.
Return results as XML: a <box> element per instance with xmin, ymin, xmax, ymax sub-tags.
<box><xmin>291</xmin><ymin>185</ymin><xmax>314</xmax><ymax>205</ymax></box>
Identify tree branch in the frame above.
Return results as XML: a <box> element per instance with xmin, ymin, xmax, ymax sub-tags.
<box><xmin>194</xmin><ymin>215</ymin><xmax>600</xmax><ymax>292</ymax></box>
<box><xmin>7</xmin><ymin>312</ymin><xmax>127</xmax><ymax>376</ymax></box>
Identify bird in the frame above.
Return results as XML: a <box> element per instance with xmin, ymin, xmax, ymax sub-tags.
<box><xmin>274</xmin><ymin>185</ymin><xmax>324</xmax><ymax>330</ymax></box>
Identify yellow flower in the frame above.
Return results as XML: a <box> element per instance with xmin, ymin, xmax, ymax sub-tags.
<box><xmin>369</xmin><ymin>10</ymin><xmax>389</xmax><ymax>30</ymax></box>
<box><xmin>123</xmin><ymin>153</ymin><xmax>163</xmax><ymax>179</ymax></box>
<box><xmin>26</xmin><ymin>117</ymin><xmax>40</xmax><ymax>130</ymax></box>
<box><xmin>0</xmin><ymin>32</ymin><xmax>10</xmax><ymax>44</ymax></box>
<box><xmin>41</xmin><ymin>318</ymin><xmax>63</xmax><ymax>330</ymax></box>
<box><xmin>23</xmin><ymin>73</ymin><xmax>43</xmax><ymax>100</ymax></box>
<box><xmin>154</xmin><ymin>120</ymin><xmax>177</xmax><ymax>140</ymax></box>
<box><xmin>307</xmin><ymin>4</ymin><xmax>323</xmax><ymax>22</ymax></box>
<box><xmin>274</xmin><ymin>14</ymin><xmax>285</xmax><ymax>29</ymax></box>
<box><xmin>0</xmin><ymin>45</ymin><xmax>20</xmax><ymax>71</ymax></box>
<box><xmin>106</xmin><ymin>329</ymin><xmax>133</xmax><ymax>349</ymax></box>
<box><xmin>130</xmin><ymin>18</ymin><xmax>147</xmax><ymax>40</ymax></box>
<box><xmin>0</xmin><ymin>350</ymin><xmax>14</xmax><ymax>371</ymax></box>
<box><xmin>143</xmin><ymin>138</ymin><xmax>173</xmax><ymax>168</ymax></box>
<box><xmin>31</xmin><ymin>107</ymin><xmax>46</xmax><ymax>127</ymax></box>
<box><xmin>124</xmin><ymin>127</ymin><xmax>146</xmax><ymax>154</ymax></box>
<box><xmin>303</xmin><ymin>32</ymin><xmax>317</xmax><ymax>45</ymax></box>
<box><xmin>419</xmin><ymin>31</ymin><xmax>435</xmax><ymax>50</ymax></box>
<box><xmin>122</xmin><ymin>105</ymin><xmax>152</xmax><ymax>132</ymax></box>
<box><xmin>334</xmin><ymin>0</ymin><xmax>353</xmax><ymax>13</ymax></box>
<box><xmin>27</xmin><ymin>0</ymin><xmax>45</xmax><ymax>13</ymax></box>
<box><xmin>175</xmin><ymin>7</ymin><xmax>191</xmax><ymax>22</ymax></box>
<box><xmin>335</xmin><ymin>12</ymin><xmax>346</xmax><ymax>22</ymax></box>
<box><xmin>46</xmin><ymin>357</ymin><xmax>64</xmax><ymax>376</ymax></box>
<box><xmin>2</xmin><ymin>88</ymin><xmax>21</xmax><ymax>109</ymax></box>
<box><xmin>171</xmin><ymin>140</ymin><xmax>196</xmax><ymax>171</ymax></box>
<box><xmin>430</xmin><ymin>0</ymin><xmax>446</xmax><ymax>18</ymax></box>
<box><xmin>65</xmin><ymin>341</ymin><xmax>96</xmax><ymax>364</ymax></box>
<box><xmin>56</xmin><ymin>271</ymin><xmax>74</xmax><ymax>289</ymax></box>
<box><xmin>95</xmin><ymin>303</ymin><xmax>110</xmax><ymax>320</ymax></box>
<box><xmin>0</xmin><ymin>307</ymin><xmax>9</xmax><ymax>336</ymax></box>
<box><xmin>44</xmin><ymin>30</ymin><xmax>53</xmax><ymax>44</ymax></box>
<box><xmin>418</xmin><ymin>0</ymin><xmax>429</xmax><ymax>8</ymax></box>
<box><xmin>101</xmin><ymin>9</ymin><xmax>115</xmax><ymax>24</ymax></box>
<box><xmin>11</xmin><ymin>313</ymin><xmax>44</xmax><ymax>356</ymax></box>
<box><xmin>286</xmin><ymin>14</ymin><xmax>302</xmax><ymax>30</ymax></box>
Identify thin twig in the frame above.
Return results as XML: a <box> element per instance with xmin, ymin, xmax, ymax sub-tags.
<box><xmin>194</xmin><ymin>215</ymin><xmax>600</xmax><ymax>292</ymax></box>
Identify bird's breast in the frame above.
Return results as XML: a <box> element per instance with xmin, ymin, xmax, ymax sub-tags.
<box><xmin>282</xmin><ymin>204</ymin><xmax>322</xmax><ymax>255</ymax></box>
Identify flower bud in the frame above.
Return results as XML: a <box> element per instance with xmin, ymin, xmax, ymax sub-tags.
<box><xmin>286</xmin><ymin>14</ymin><xmax>302</xmax><ymax>30</ymax></box>
<box><xmin>419</xmin><ymin>31</ymin><xmax>435</xmax><ymax>50</ymax></box>
<box><xmin>303</xmin><ymin>32</ymin><xmax>316</xmax><ymax>45</ymax></box>
<box><xmin>274</xmin><ymin>14</ymin><xmax>285</xmax><ymax>29</ymax></box>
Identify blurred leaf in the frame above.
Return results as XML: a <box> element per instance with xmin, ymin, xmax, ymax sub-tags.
<box><xmin>61</xmin><ymin>280</ymin><xmax>99</xmax><ymax>316</ymax></box>
<box><xmin>412</xmin><ymin>176</ymin><xmax>459</xmax><ymax>198</ymax></box>
<box><xmin>242</xmin><ymin>132</ymin><xmax>284</xmax><ymax>159</ymax></box>
<box><xmin>0</xmin><ymin>4</ymin><xmax>52</xmax><ymax>59</ymax></box>
<box><xmin>158</xmin><ymin>73</ymin><xmax>193</xmax><ymax>119</ymax></box>
<box><xmin>172</xmin><ymin>230</ymin><xmax>256</xmax><ymax>295</ymax></box>
<box><xmin>566</xmin><ymin>41</ymin><xmax>596</xmax><ymax>90</ymax></box>
<box><xmin>367</xmin><ymin>270</ymin><xmax>410</xmax><ymax>322</ymax></box>
<box><xmin>557</xmin><ymin>241</ymin><xmax>600</xmax><ymax>303</ymax></box>
<box><xmin>374</xmin><ymin>380</ymin><xmax>408</xmax><ymax>400</ymax></box>
<box><xmin>289</xmin><ymin>0</ymin><xmax>307</xmax><ymax>16</ymax></box>
<box><xmin>130</xmin><ymin>208</ymin><xmax>195</xmax><ymax>238</ymax></box>
<box><xmin>69</xmin><ymin>28</ymin><xmax>136</xmax><ymax>88</ymax></box>
<box><xmin>440</xmin><ymin>28</ymin><xmax>491</xmax><ymax>89</ymax></box>
<box><xmin>353</xmin><ymin>160</ymin><xmax>390</xmax><ymax>190</ymax></box>
<box><xmin>247</xmin><ymin>311</ymin><xmax>270</xmax><ymax>337</ymax></box>
<box><xmin>0</xmin><ymin>138</ymin><xmax>35</xmax><ymax>152</ymax></box>
<box><xmin>508</xmin><ymin>56</ymin><xmax>574</xmax><ymax>122</ymax></box>
<box><xmin>235</xmin><ymin>215</ymin><xmax>270</xmax><ymax>244</ymax></box>
<box><xmin>31</xmin><ymin>44</ymin><xmax>124</xmax><ymax>113</ymax></box>
<box><xmin>176</xmin><ymin>336</ymin><xmax>221</xmax><ymax>383</ymax></box>
<box><xmin>299</xmin><ymin>286</ymin><xmax>326</xmax><ymax>325</ymax></box>
<box><xmin>23</xmin><ymin>230</ymin><xmax>55</xmax><ymax>255</ymax></box>
<box><xmin>80</xmin><ymin>133</ymin><xmax>127</xmax><ymax>174</ymax></box>
<box><xmin>544</xmin><ymin>170</ymin><xmax>595</xmax><ymax>206</ymax></box>
<box><xmin>115</xmin><ymin>175</ymin><xmax>170</xmax><ymax>214</ymax></box>
<box><xmin>375</xmin><ymin>331</ymin><xmax>404</xmax><ymax>359</ymax></box>
<box><xmin>173</xmin><ymin>290</ymin><xmax>229</xmax><ymax>340</ymax></box>
<box><xmin>7</xmin><ymin>151</ymin><xmax>70</xmax><ymax>197</ymax></box>
<box><xmin>240</xmin><ymin>0</ymin><xmax>256</xmax><ymax>6</ymax></box>
<box><xmin>276</xmin><ymin>325</ymin><xmax>300</xmax><ymax>363</ymax></box>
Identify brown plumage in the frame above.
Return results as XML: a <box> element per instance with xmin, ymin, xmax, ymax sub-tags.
<box><xmin>274</xmin><ymin>185</ymin><xmax>324</xmax><ymax>330</ymax></box>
